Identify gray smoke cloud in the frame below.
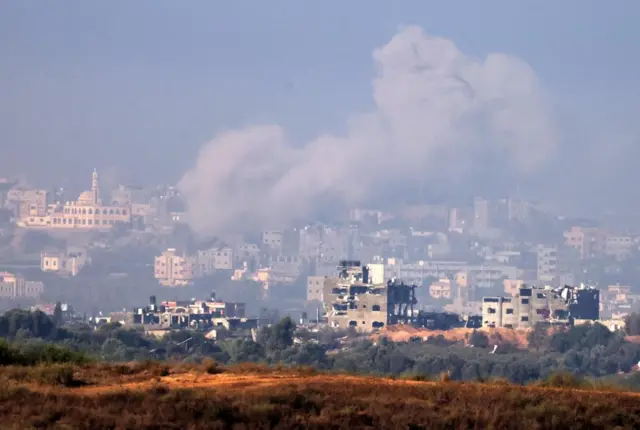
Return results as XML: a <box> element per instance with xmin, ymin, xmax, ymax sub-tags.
<box><xmin>178</xmin><ymin>26</ymin><xmax>557</xmax><ymax>236</ymax></box>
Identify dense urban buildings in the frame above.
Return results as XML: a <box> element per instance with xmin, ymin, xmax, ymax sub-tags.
<box><xmin>0</xmin><ymin>168</ymin><xmax>637</xmax><ymax>335</ymax></box>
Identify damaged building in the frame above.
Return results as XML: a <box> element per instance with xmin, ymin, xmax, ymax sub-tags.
<box><xmin>323</xmin><ymin>260</ymin><xmax>417</xmax><ymax>332</ymax></box>
<box><xmin>132</xmin><ymin>293</ymin><xmax>257</xmax><ymax>338</ymax></box>
<box><xmin>482</xmin><ymin>284</ymin><xmax>599</xmax><ymax>329</ymax></box>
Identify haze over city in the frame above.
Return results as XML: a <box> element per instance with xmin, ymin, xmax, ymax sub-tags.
<box><xmin>2</xmin><ymin>1</ymin><xmax>640</xmax><ymax>230</ymax></box>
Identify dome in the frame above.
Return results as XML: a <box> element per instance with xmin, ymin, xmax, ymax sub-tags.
<box><xmin>77</xmin><ymin>191</ymin><xmax>93</xmax><ymax>204</ymax></box>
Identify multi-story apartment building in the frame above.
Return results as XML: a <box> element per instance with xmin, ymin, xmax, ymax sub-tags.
<box><xmin>306</xmin><ymin>276</ymin><xmax>326</xmax><ymax>302</ymax></box>
<box><xmin>154</xmin><ymin>248</ymin><xmax>193</xmax><ymax>287</ymax></box>
<box><xmin>482</xmin><ymin>285</ymin><xmax>599</xmax><ymax>329</ymax></box>
<box><xmin>604</xmin><ymin>236</ymin><xmax>634</xmax><ymax>261</ymax></box>
<box><xmin>563</xmin><ymin>226</ymin><xmax>608</xmax><ymax>260</ymax></box>
<box><xmin>323</xmin><ymin>260</ymin><xmax>416</xmax><ymax>332</ymax></box>
<box><xmin>41</xmin><ymin>248</ymin><xmax>89</xmax><ymax>277</ymax></box>
<box><xmin>0</xmin><ymin>272</ymin><xmax>43</xmax><ymax>300</ymax></box>
<box><xmin>535</xmin><ymin>244</ymin><xmax>580</xmax><ymax>284</ymax></box>
<box><xmin>7</xmin><ymin>188</ymin><xmax>48</xmax><ymax>218</ymax></box>
<box><xmin>193</xmin><ymin>247</ymin><xmax>234</xmax><ymax>277</ymax></box>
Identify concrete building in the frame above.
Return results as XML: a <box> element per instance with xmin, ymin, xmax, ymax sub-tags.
<box><xmin>306</xmin><ymin>276</ymin><xmax>326</xmax><ymax>302</ymax></box>
<box><xmin>8</xmin><ymin>188</ymin><xmax>48</xmax><ymax>218</ymax></box>
<box><xmin>563</xmin><ymin>226</ymin><xmax>607</xmax><ymax>260</ymax></box>
<box><xmin>154</xmin><ymin>248</ymin><xmax>193</xmax><ymax>287</ymax></box>
<box><xmin>193</xmin><ymin>247</ymin><xmax>234</xmax><ymax>277</ymax></box>
<box><xmin>482</xmin><ymin>285</ymin><xmax>599</xmax><ymax>329</ymax></box>
<box><xmin>323</xmin><ymin>260</ymin><xmax>417</xmax><ymax>332</ymax></box>
<box><xmin>604</xmin><ymin>236</ymin><xmax>633</xmax><ymax>261</ymax></box>
<box><xmin>536</xmin><ymin>245</ymin><xmax>558</xmax><ymax>282</ymax></box>
<box><xmin>0</xmin><ymin>272</ymin><xmax>43</xmax><ymax>300</ymax></box>
<box><xmin>536</xmin><ymin>245</ymin><xmax>579</xmax><ymax>284</ymax></box>
<box><xmin>17</xmin><ymin>170</ymin><xmax>131</xmax><ymax>230</ymax></box>
<box><xmin>41</xmin><ymin>249</ymin><xmax>89</xmax><ymax>277</ymax></box>
<box><xmin>132</xmin><ymin>294</ymin><xmax>253</xmax><ymax>338</ymax></box>
<box><xmin>429</xmin><ymin>278</ymin><xmax>453</xmax><ymax>300</ymax></box>
<box><xmin>473</xmin><ymin>197</ymin><xmax>490</xmax><ymax>231</ymax></box>
<box><xmin>262</xmin><ymin>230</ymin><xmax>284</xmax><ymax>251</ymax></box>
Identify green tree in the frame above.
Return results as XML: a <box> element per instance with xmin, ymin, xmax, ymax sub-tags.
<box><xmin>53</xmin><ymin>302</ymin><xmax>63</xmax><ymax>327</ymax></box>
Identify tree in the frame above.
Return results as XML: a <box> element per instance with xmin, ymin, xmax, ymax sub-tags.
<box><xmin>53</xmin><ymin>302</ymin><xmax>63</xmax><ymax>327</ymax></box>
<box><xmin>258</xmin><ymin>316</ymin><xmax>296</xmax><ymax>359</ymax></box>
<box><xmin>469</xmin><ymin>330</ymin><xmax>489</xmax><ymax>348</ymax></box>
<box><xmin>625</xmin><ymin>313</ymin><xmax>640</xmax><ymax>336</ymax></box>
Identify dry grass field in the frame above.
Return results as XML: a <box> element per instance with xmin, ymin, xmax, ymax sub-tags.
<box><xmin>1</xmin><ymin>361</ymin><xmax>640</xmax><ymax>429</ymax></box>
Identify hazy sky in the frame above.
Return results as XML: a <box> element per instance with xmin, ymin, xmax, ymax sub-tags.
<box><xmin>1</xmin><ymin>1</ymin><xmax>639</xmax><ymax>219</ymax></box>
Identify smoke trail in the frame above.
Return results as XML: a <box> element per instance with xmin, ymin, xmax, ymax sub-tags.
<box><xmin>178</xmin><ymin>26</ymin><xmax>556</xmax><ymax>235</ymax></box>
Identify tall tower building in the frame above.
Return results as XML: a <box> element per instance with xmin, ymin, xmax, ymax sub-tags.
<box><xmin>91</xmin><ymin>169</ymin><xmax>100</xmax><ymax>205</ymax></box>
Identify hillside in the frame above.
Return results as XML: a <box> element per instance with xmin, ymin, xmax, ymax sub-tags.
<box><xmin>1</xmin><ymin>363</ymin><xmax>640</xmax><ymax>429</ymax></box>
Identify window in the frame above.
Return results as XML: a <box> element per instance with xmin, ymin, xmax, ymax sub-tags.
<box><xmin>536</xmin><ymin>293</ymin><xmax>545</xmax><ymax>299</ymax></box>
<box><xmin>82</xmin><ymin>209</ymin><xmax>86</xmax><ymax>215</ymax></box>
<box><xmin>103</xmin><ymin>209</ymin><xmax>108</xmax><ymax>215</ymax></box>
<box><xmin>122</xmin><ymin>210</ymin><xmax>127</xmax><ymax>215</ymax></box>
<box><xmin>372</xmin><ymin>321</ymin><xmax>384</xmax><ymax>328</ymax></box>
<box><xmin>506</xmin><ymin>309</ymin><xmax>514</xmax><ymax>314</ymax></box>
<box><xmin>109</xmin><ymin>209</ymin><xmax>114</xmax><ymax>215</ymax></box>
<box><xmin>521</xmin><ymin>298</ymin><xmax>529</xmax><ymax>305</ymax></box>
<box><xmin>521</xmin><ymin>316</ymin><xmax>529</xmax><ymax>322</ymax></box>
<box><xmin>348</xmin><ymin>321</ymin><xmax>357</xmax><ymax>327</ymax></box>
<box><xmin>487</xmin><ymin>308</ymin><xmax>496</xmax><ymax>314</ymax></box>
<box><xmin>372</xmin><ymin>305</ymin><xmax>381</xmax><ymax>312</ymax></box>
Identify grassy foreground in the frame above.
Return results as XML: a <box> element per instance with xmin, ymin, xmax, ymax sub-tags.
<box><xmin>1</xmin><ymin>362</ymin><xmax>640</xmax><ymax>429</ymax></box>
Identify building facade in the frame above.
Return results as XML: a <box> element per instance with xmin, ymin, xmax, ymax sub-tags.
<box><xmin>17</xmin><ymin>170</ymin><xmax>131</xmax><ymax>230</ymax></box>
<box><xmin>323</xmin><ymin>260</ymin><xmax>416</xmax><ymax>332</ymax></box>
<box><xmin>154</xmin><ymin>248</ymin><xmax>193</xmax><ymax>287</ymax></box>
<box><xmin>0</xmin><ymin>272</ymin><xmax>43</xmax><ymax>300</ymax></box>
<box><xmin>482</xmin><ymin>285</ymin><xmax>599</xmax><ymax>329</ymax></box>
<box><xmin>41</xmin><ymin>249</ymin><xmax>89</xmax><ymax>277</ymax></box>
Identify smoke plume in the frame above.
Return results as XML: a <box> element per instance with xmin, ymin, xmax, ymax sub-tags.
<box><xmin>178</xmin><ymin>26</ymin><xmax>556</xmax><ymax>236</ymax></box>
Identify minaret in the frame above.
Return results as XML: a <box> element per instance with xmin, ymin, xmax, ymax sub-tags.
<box><xmin>91</xmin><ymin>169</ymin><xmax>100</xmax><ymax>205</ymax></box>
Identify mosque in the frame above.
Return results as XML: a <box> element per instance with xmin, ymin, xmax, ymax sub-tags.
<box><xmin>18</xmin><ymin>170</ymin><xmax>131</xmax><ymax>230</ymax></box>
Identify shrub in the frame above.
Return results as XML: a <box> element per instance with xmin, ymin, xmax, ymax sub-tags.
<box><xmin>35</xmin><ymin>365</ymin><xmax>80</xmax><ymax>387</ymax></box>
<box><xmin>203</xmin><ymin>358</ymin><xmax>223</xmax><ymax>375</ymax></box>
<box><xmin>540</xmin><ymin>372</ymin><xmax>584</xmax><ymax>388</ymax></box>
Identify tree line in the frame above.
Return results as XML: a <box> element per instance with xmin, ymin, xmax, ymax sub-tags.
<box><xmin>2</xmin><ymin>308</ymin><xmax>640</xmax><ymax>386</ymax></box>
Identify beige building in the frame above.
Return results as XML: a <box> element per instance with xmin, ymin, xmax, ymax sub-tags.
<box><xmin>307</xmin><ymin>276</ymin><xmax>326</xmax><ymax>302</ymax></box>
<box><xmin>18</xmin><ymin>170</ymin><xmax>131</xmax><ymax>230</ymax></box>
<box><xmin>482</xmin><ymin>285</ymin><xmax>599</xmax><ymax>329</ymax></box>
<box><xmin>323</xmin><ymin>261</ymin><xmax>416</xmax><ymax>332</ymax></box>
<box><xmin>154</xmin><ymin>248</ymin><xmax>193</xmax><ymax>287</ymax></box>
<box><xmin>429</xmin><ymin>278</ymin><xmax>453</xmax><ymax>299</ymax></box>
<box><xmin>41</xmin><ymin>249</ymin><xmax>89</xmax><ymax>277</ymax></box>
<box><xmin>0</xmin><ymin>272</ymin><xmax>43</xmax><ymax>299</ymax></box>
<box><xmin>193</xmin><ymin>247</ymin><xmax>234</xmax><ymax>277</ymax></box>
<box><xmin>563</xmin><ymin>226</ymin><xmax>607</xmax><ymax>260</ymax></box>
